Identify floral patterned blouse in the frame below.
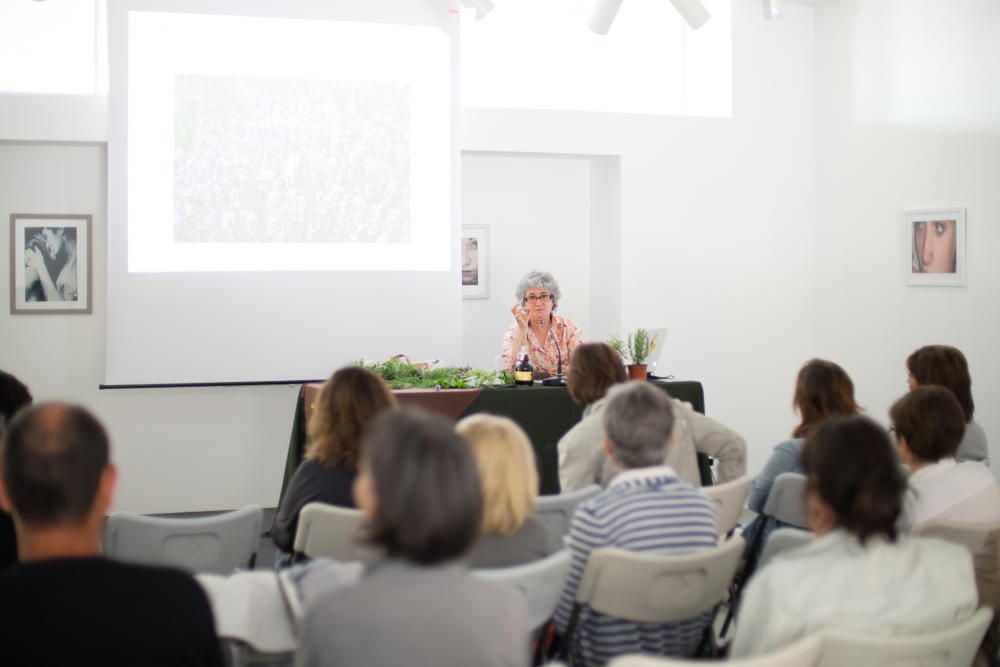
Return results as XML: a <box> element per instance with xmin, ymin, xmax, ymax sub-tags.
<box><xmin>501</xmin><ymin>315</ymin><xmax>583</xmax><ymax>379</ymax></box>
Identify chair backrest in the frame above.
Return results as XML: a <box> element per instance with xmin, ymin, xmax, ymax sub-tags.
<box><xmin>762</xmin><ymin>473</ymin><xmax>809</xmax><ymax>529</ymax></box>
<box><xmin>103</xmin><ymin>504</ymin><xmax>262</xmax><ymax>575</ymax></box>
<box><xmin>575</xmin><ymin>536</ymin><xmax>744</xmax><ymax>623</ymax></box>
<box><xmin>816</xmin><ymin>606</ymin><xmax>993</xmax><ymax>667</ymax></box>
<box><xmin>474</xmin><ymin>549</ymin><xmax>573</xmax><ymax>629</ymax></box>
<box><xmin>913</xmin><ymin>517</ymin><xmax>1000</xmax><ymax>554</ymax></box>
<box><xmin>536</xmin><ymin>485</ymin><xmax>601</xmax><ymax>546</ymax></box>
<box><xmin>293</xmin><ymin>502</ymin><xmax>377</xmax><ymax>563</ymax></box>
<box><xmin>607</xmin><ymin>634</ymin><xmax>823</xmax><ymax>666</ymax></box>
<box><xmin>702</xmin><ymin>475</ymin><xmax>752</xmax><ymax>538</ymax></box>
<box><xmin>758</xmin><ymin>527</ymin><xmax>812</xmax><ymax>569</ymax></box>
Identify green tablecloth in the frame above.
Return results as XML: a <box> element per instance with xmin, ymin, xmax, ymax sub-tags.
<box><xmin>280</xmin><ymin>380</ymin><xmax>707</xmax><ymax>500</ymax></box>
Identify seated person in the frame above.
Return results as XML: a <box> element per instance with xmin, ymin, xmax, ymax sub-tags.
<box><xmin>0</xmin><ymin>369</ymin><xmax>32</xmax><ymax>568</ymax></box>
<box><xmin>743</xmin><ymin>359</ymin><xmax>859</xmax><ymax>549</ymax></box>
<box><xmin>0</xmin><ymin>403</ymin><xmax>223</xmax><ymax>666</ymax></box>
<box><xmin>554</xmin><ymin>382</ymin><xmax>718</xmax><ymax>666</ymax></box>
<box><xmin>457</xmin><ymin>414</ymin><xmax>552</xmax><ymax>568</ymax></box>
<box><xmin>730</xmin><ymin>415</ymin><xmax>977</xmax><ymax>659</ymax></box>
<box><xmin>295</xmin><ymin>409</ymin><xmax>530</xmax><ymax>667</ymax></box>
<box><xmin>271</xmin><ymin>366</ymin><xmax>396</xmax><ymax>556</ymax></box>
<box><xmin>906</xmin><ymin>345</ymin><xmax>989</xmax><ymax>463</ymax></box>
<box><xmin>559</xmin><ymin>343</ymin><xmax>746</xmax><ymax>492</ymax></box>
<box><xmin>891</xmin><ymin>385</ymin><xmax>1000</xmax><ymax>527</ymax></box>
<box><xmin>501</xmin><ymin>270</ymin><xmax>583</xmax><ymax>379</ymax></box>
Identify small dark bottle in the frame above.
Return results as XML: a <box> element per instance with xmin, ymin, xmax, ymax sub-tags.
<box><xmin>514</xmin><ymin>346</ymin><xmax>534</xmax><ymax>386</ymax></box>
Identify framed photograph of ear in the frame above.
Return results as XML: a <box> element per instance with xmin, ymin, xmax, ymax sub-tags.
<box><xmin>905</xmin><ymin>208</ymin><xmax>965</xmax><ymax>287</ymax></box>
<box><xmin>10</xmin><ymin>214</ymin><xmax>93</xmax><ymax>314</ymax></box>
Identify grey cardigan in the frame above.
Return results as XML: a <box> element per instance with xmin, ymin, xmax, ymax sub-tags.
<box><xmin>294</xmin><ymin>559</ymin><xmax>530</xmax><ymax>667</ymax></box>
<box><xmin>558</xmin><ymin>394</ymin><xmax>747</xmax><ymax>492</ymax></box>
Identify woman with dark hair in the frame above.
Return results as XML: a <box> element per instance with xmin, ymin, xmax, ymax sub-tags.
<box><xmin>558</xmin><ymin>343</ymin><xmax>745</xmax><ymax>492</ymax></box>
<box><xmin>294</xmin><ymin>409</ymin><xmax>530</xmax><ymax>667</ymax></box>
<box><xmin>742</xmin><ymin>359</ymin><xmax>859</xmax><ymax>547</ymax></box>
<box><xmin>890</xmin><ymin>386</ymin><xmax>1000</xmax><ymax>528</ymax></box>
<box><xmin>906</xmin><ymin>345</ymin><xmax>988</xmax><ymax>463</ymax></box>
<box><xmin>271</xmin><ymin>366</ymin><xmax>397</xmax><ymax>556</ymax></box>
<box><xmin>730</xmin><ymin>415</ymin><xmax>977</xmax><ymax>658</ymax></box>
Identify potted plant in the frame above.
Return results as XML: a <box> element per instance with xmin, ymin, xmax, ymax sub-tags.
<box><xmin>608</xmin><ymin>329</ymin><xmax>654</xmax><ymax>380</ymax></box>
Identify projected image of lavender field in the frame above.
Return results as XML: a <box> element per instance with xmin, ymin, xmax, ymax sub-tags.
<box><xmin>173</xmin><ymin>75</ymin><xmax>411</xmax><ymax>243</ymax></box>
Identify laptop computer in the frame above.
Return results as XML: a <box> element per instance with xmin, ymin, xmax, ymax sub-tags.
<box><xmin>642</xmin><ymin>327</ymin><xmax>669</xmax><ymax>378</ymax></box>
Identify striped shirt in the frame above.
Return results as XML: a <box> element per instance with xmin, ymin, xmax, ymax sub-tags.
<box><xmin>554</xmin><ymin>466</ymin><xmax>718</xmax><ymax>667</ymax></box>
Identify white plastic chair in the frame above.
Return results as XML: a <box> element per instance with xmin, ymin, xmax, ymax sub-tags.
<box><xmin>563</xmin><ymin>537</ymin><xmax>745</xmax><ymax>662</ymax></box>
<box><xmin>536</xmin><ymin>485</ymin><xmax>601</xmax><ymax>546</ymax></box>
<box><xmin>103</xmin><ymin>504</ymin><xmax>263</xmax><ymax>575</ymax></box>
<box><xmin>758</xmin><ymin>527</ymin><xmax>812</xmax><ymax>568</ymax></box>
<box><xmin>912</xmin><ymin>517</ymin><xmax>1000</xmax><ymax>554</ymax></box>
<box><xmin>293</xmin><ymin>502</ymin><xmax>377</xmax><ymax>563</ymax></box>
<box><xmin>474</xmin><ymin>549</ymin><xmax>573</xmax><ymax>630</ymax></box>
<box><xmin>721</xmin><ymin>473</ymin><xmax>810</xmax><ymax>638</ymax></box>
<box><xmin>608</xmin><ymin>634</ymin><xmax>822</xmax><ymax>666</ymax></box>
<box><xmin>816</xmin><ymin>606</ymin><xmax>993</xmax><ymax>667</ymax></box>
<box><xmin>702</xmin><ymin>475</ymin><xmax>752</xmax><ymax>538</ymax></box>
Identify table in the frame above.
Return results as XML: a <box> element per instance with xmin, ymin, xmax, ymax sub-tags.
<box><xmin>280</xmin><ymin>380</ymin><xmax>707</xmax><ymax>501</ymax></box>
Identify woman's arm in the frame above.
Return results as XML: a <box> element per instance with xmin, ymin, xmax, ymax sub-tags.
<box><xmin>501</xmin><ymin>303</ymin><xmax>531</xmax><ymax>370</ymax></box>
<box><xmin>25</xmin><ymin>247</ymin><xmax>64</xmax><ymax>302</ymax></box>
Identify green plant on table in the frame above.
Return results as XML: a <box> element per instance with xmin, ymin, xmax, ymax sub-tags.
<box><xmin>607</xmin><ymin>329</ymin><xmax>654</xmax><ymax>365</ymax></box>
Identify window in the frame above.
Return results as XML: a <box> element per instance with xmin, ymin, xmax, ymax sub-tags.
<box><xmin>460</xmin><ymin>0</ymin><xmax>731</xmax><ymax>117</ymax></box>
<box><xmin>0</xmin><ymin>0</ymin><xmax>107</xmax><ymax>95</ymax></box>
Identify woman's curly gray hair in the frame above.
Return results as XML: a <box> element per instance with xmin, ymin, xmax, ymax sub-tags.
<box><xmin>515</xmin><ymin>270</ymin><xmax>561</xmax><ymax>311</ymax></box>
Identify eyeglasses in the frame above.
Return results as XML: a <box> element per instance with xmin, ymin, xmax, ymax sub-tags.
<box><xmin>524</xmin><ymin>294</ymin><xmax>552</xmax><ymax>304</ymax></box>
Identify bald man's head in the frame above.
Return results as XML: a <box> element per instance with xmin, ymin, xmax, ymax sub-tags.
<box><xmin>1</xmin><ymin>403</ymin><xmax>110</xmax><ymax>527</ymax></box>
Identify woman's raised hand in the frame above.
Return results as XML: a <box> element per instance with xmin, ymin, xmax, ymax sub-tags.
<box><xmin>510</xmin><ymin>301</ymin><xmax>530</xmax><ymax>331</ymax></box>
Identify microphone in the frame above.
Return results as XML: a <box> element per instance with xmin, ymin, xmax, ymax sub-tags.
<box><xmin>541</xmin><ymin>326</ymin><xmax>566</xmax><ymax>386</ymax></box>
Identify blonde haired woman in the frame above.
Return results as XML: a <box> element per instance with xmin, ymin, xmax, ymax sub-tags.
<box><xmin>457</xmin><ymin>414</ymin><xmax>552</xmax><ymax>568</ymax></box>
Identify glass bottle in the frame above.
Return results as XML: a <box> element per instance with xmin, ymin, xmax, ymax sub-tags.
<box><xmin>514</xmin><ymin>346</ymin><xmax>533</xmax><ymax>386</ymax></box>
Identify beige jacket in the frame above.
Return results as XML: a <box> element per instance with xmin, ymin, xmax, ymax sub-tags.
<box><xmin>557</xmin><ymin>395</ymin><xmax>747</xmax><ymax>491</ymax></box>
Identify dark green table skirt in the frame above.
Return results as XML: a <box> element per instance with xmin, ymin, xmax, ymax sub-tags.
<box><xmin>280</xmin><ymin>380</ymin><xmax>708</xmax><ymax>501</ymax></box>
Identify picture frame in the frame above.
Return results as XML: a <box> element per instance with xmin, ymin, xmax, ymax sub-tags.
<box><xmin>10</xmin><ymin>214</ymin><xmax>93</xmax><ymax>314</ymax></box>
<box><xmin>461</xmin><ymin>225</ymin><xmax>489</xmax><ymax>299</ymax></box>
<box><xmin>905</xmin><ymin>208</ymin><xmax>966</xmax><ymax>287</ymax></box>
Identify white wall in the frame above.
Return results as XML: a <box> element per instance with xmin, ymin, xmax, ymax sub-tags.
<box><xmin>460</xmin><ymin>152</ymin><xmax>622</xmax><ymax>370</ymax></box>
<box><xmin>463</xmin><ymin>0</ymin><xmax>818</xmax><ymax>475</ymax></box>
<box><xmin>812</xmin><ymin>0</ymin><xmax>1000</xmax><ymax>468</ymax></box>
<box><xmin>0</xmin><ymin>143</ymin><xmax>298</xmax><ymax>513</ymax></box>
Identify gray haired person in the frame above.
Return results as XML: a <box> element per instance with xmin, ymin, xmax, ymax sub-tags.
<box><xmin>501</xmin><ymin>269</ymin><xmax>583</xmax><ymax>379</ymax></box>
<box><xmin>555</xmin><ymin>381</ymin><xmax>718</xmax><ymax>666</ymax></box>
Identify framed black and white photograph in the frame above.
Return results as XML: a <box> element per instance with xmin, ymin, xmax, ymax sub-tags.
<box><xmin>461</xmin><ymin>225</ymin><xmax>488</xmax><ymax>299</ymax></box>
<box><xmin>10</xmin><ymin>214</ymin><xmax>92</xmax><ymax>314</ymax></box>
<box><xmin>905</xmin><ymin>208</ymin><xmax>966</xmax><ymax>287</ymax></box>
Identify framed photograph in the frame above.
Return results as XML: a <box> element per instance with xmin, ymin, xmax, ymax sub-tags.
<box><xmin>461</xmin><ymin>225</ymin><xmax>489</xmax><ymax>299</ymax></box>
<box><xmin>10</xmin><ymin>214</ymin><xmax>93</xmax><ymax>314</ymax></box>
<box><xmin>905</xmin><ymin>208</ymin><xmax>966</xmax><ymax>287</ymax></box>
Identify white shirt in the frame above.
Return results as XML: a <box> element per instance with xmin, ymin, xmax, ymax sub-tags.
<box><xmin>730</xmin><ymin>529</ymin><xmax>978</xmax><ymax>659</ymax></box>
<box><xmin>904</xmin><ymin>457</ymin><xmax>1000</xmax><ymax>528</ymax></box>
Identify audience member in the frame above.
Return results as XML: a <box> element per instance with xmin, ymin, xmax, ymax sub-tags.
<box><xmin>272</xmin><ymin>366</ymin><xmax>396</xmax><ymax>556</ymax></box>
<box><xmin>891</xmin><ymin>385</ymin><xmax>1000</xmax><ymax>527</ymax></box>
<box><xmin>0</xmin><ymin>370</ymin><xmax>32</xmax><ymax>568</ymax></box>
<box><xmin>559</xmin><ymin>343</ymin><xmax>746</xmax><ymax>492</ymax></box>
<box><xmin>730</xmin><ymin>415</ymin><xmax>977</xmax><ymax>658</ymax></box>
<box><xmin>0</xmin><ymin>403</ymin><xmax>223</xmax><ymax>666</ymax></box>
<box><xmin>458</xmin><ymin>414</ymin><xmax>552</xmax><ymax>568</ymax></box>
<box><xmin>743</xmin><ymin>359</ymin><xmax>859</xmax><ymax>549</ymax></box>
<box><xmin>554</xmin><ymin>382</ymin><xmax>718</xmax><ymax>666</ymax></box>
<box><xmin>907</xmin><ymin>344</ymin><xmax>988</xmax><ymax>463</ymax></box>
<box><xmin>295</xmin><ymin>409</ymin><xmax>530</xmax><ymax>667</ymax></box>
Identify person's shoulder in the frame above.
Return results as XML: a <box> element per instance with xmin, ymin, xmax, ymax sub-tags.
<box><xmin>109</xmin><ymin>560</ymin><xmax>210</xmax><ymax>597</ymax></box>
<box><xmin>554</xmin><ymin>315</ymin><xmax>580</xmax><ymax>331</ymax></box>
